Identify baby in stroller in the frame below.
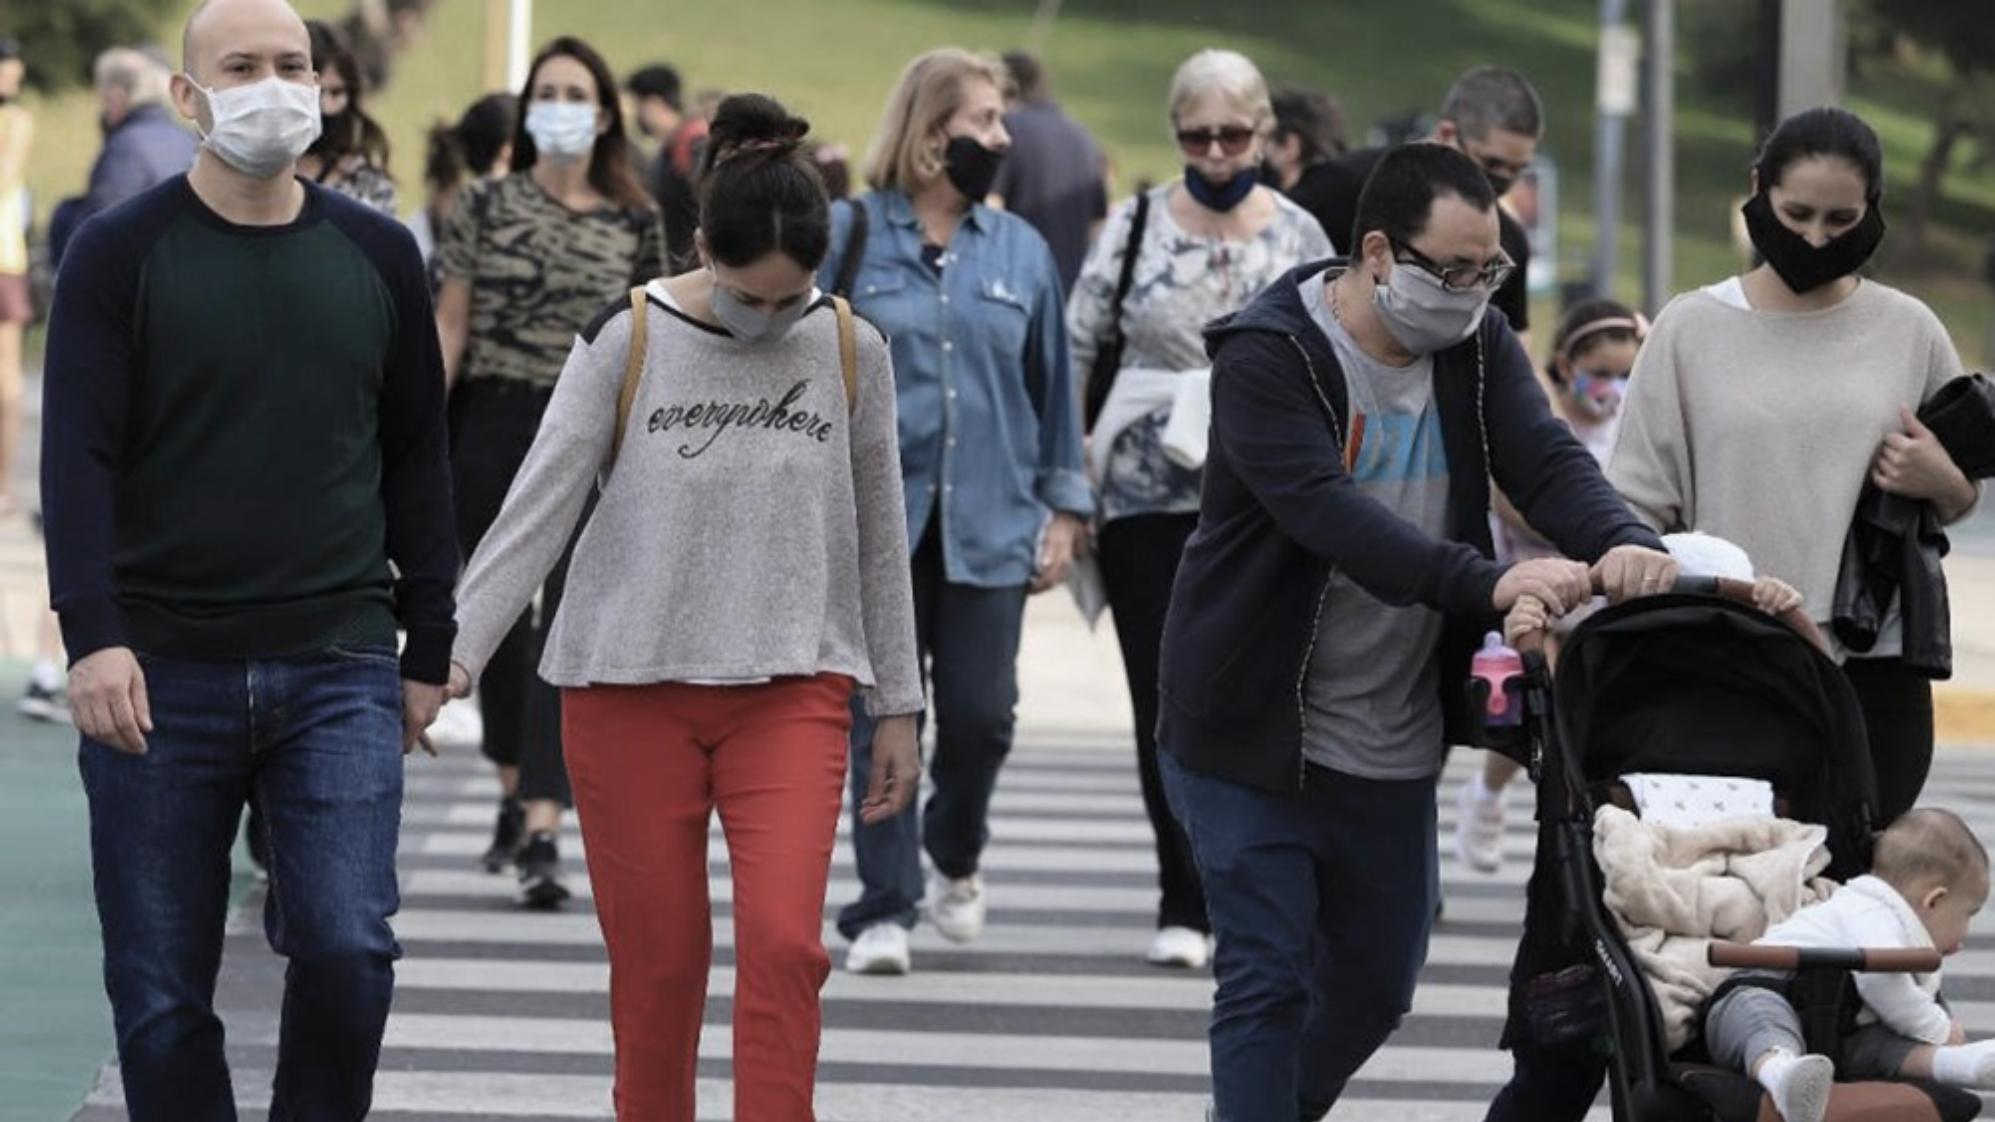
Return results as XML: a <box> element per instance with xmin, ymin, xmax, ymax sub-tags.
<box><xmin>1705</xmin><ymin>808</ymin><xmax>1994</xmax><ymax>1122</ymax></box>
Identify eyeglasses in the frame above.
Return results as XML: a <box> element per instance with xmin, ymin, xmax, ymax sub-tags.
<box><xmin>1175</xmin><ymin>125</ymin><xmax>1257</xmax><ymax>158</ymax></box>
<box><xmin>1391</xmin><ymin>238</ymin><xmax>1517</xmax><ymax>293</ymax></box>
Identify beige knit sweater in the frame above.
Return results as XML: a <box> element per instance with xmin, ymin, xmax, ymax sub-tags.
<box><xmin>1608</xmin><ymin>279</ymin><xmax>1968</xmax><ymax>652</ymax></box>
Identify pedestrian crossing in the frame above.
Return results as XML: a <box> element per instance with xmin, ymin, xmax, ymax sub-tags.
<box><xmin>69</xmin><ymin>742</ymin><xmax>1995</xmax><ymax>1120</ymax></box>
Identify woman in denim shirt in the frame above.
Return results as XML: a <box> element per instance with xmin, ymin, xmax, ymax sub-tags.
<box><xmin>821</xmin><ymin>48</ymin><xmax>1094</xmax><ymax>976</ymax></box>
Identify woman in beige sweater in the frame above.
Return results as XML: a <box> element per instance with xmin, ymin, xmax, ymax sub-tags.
<box><xmin>1609</xmin><ymin>107</ymin><xmax>1977</xmax><ymax>825</ymax></box>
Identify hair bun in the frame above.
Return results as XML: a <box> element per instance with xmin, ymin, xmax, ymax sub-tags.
<box><xmin>709</xmin><ymin>94</ymin><xmax>810</xmax><ymax>164</ymax></box>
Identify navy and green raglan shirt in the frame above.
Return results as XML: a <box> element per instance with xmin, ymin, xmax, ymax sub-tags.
<box><xmin>41</xmin><ymin>176</ymin><xmax>458</xmax><ymax>684</ymax></box>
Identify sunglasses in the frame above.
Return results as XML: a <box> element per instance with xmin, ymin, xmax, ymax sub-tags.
<box><xmin>1175</xmin><ymin>125</ymin><xmax>1257</xmax><ymax>158</ymax></box>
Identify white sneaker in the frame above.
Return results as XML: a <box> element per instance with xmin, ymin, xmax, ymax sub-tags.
<box><xmin>1145</xmin><ymin>926</ymin><xmax>1210</xmax><ymax>969</ymax></box>
<box><xmin>1453</xmin><ymin>772</ymin><xmax>1507</xmax><ymax>874</ymax></box>
<box><xmin>844</xmin><ymin>923</ymin><xmax>911</xmax><ymax>975</ymax></box>
<box><xmin>1757</xmin><ymin>1050</ymin><xmax>1833</xmax><ymax>1122</ymax></box>
<box><xmin>927</xmin><ymin>872</ymin><xmax>987</xmax><ymax>944</ymax></box>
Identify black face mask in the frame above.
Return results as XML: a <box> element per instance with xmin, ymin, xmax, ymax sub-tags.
<box><xmin>1482</xmin><ymin>169</ymin><xmax>1516</xmax><ymax>198</ymax></box>
<box><xmin>1742</xmin><ymin>190</ymin><xmax>1887</xmax><ymax>294</ymax></box>
<box><xmin>944</xmin><ymin>135</ymin><xmax>1005</xmax><ymax>204</ymax></box>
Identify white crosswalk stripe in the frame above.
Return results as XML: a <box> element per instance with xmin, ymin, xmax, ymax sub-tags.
<box><xmin>73</xmin><ymin>744</ymin><xmax>1995</xmax><ymax>1121</ymax></box>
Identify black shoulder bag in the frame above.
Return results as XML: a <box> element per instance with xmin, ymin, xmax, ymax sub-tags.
<box><xmin>1082</xmin><ymin>190</ymin><xmax>1152</xmax><ymax>430</ymax></box>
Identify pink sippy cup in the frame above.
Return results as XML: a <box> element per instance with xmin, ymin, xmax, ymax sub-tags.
<box><xmin>1471</xmin><ymin>631</ymin><xmax>1525</xmax><ymax>727</ymax></box>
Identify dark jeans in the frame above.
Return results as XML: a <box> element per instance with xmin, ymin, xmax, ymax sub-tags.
<box><xmin>838</xmin><ymin>520</ymin><xmax>1028</xmax><ymax>939</ymax></box>
<box><xmin>1483</xmin><ymin>1030</ymin><xmax>1607</xmax><ymax>1122</ymax></box>
<box><xmin>1160</xmin><ymin>751</ymin><xmax>1438</xmax><ymax>1121</ymax></box>
<box><xmin>1098</xmin><ymin>513</ymin><xmax>1207</xmax><ymax>933</ymax></box>
<box><xmin>81</xmin><ymin>647</ymin><xmax>406</xmax><ymax>1122</ymax></box>
<box><xmin>450</xmin><ymin>377</ymin><xmax>574</xmax><ymax>805</ymax></box>
<box><xmin>1845</xmin><ymin>656</ymin><xmax>1934</xmax><ymax>825</ymax></box>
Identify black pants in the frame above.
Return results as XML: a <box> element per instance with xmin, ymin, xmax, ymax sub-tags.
<box><xmin>1098</xmin><ymin>512</ymin><xmax>1207</xmax><ymax>933</ymax></box>
<box><xmin>1845</xmin><ymin>656</ymin><xmax>1934</xmax><ymax>826</ymax></box>
<box><xmin>450</xmin><ymin>378</ymin><xmax>575</xmax><ymax>806</ymax></box>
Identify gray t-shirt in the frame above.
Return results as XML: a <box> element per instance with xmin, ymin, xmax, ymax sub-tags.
<box><xmin>1297</xmin><ymin>268</ymin><xmax>1453</xmax><ymax>779</ymax></box>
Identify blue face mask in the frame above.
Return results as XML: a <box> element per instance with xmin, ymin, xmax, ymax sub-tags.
<box><xmin>1183</xmin><ymin>166</ymin><xmax>1257</xmax><ymax>212</ymax></box>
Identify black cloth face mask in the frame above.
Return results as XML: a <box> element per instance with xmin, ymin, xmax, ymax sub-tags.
<box><xmin>944</xmin><ymin>135</ymin><xmax>1005</xmax><ymax>204</ymax></box>
<box><xmin>1742</xmin><ymin>190</ymin><xmax>1887</xmax><ymax>294</ymax></box>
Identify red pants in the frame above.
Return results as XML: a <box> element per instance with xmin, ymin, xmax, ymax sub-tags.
<box><xmin>563</xmin><ymin>675</ymin><xmax>853</xmax><ymax>1122</ymax></box>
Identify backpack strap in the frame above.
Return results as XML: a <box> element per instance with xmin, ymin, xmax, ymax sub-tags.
<box><xmin>830</xmin><ymin>198</ymin><xmax>871</xmax><ymax>300</ymax></box>
<box><xmin>608</xmin><ymin>286</ymin><xmax>649</xmax><ymax>473</ymax></box>
<box><xmin>832</xmin><ymin>294</ymin><xmax>859</xmax><ymax>413</ymax></box>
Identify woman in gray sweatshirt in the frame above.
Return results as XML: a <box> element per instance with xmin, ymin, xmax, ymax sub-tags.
<box><xmin>445</xmin><ymin>95</ymin><xmax>923</xmax><ymax>1122</ymax></box>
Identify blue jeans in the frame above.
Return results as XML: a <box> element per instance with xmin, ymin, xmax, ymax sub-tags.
<box><xmin>1161</xmin><ymin>751</ymin><xmax>1438</xmax><ymax>1122</ymax></box>
<box><xmin>838</xmin><ymin>522</ymin><xmax>1027</xmax><ymax>939</ymax></box>
<box><xmin>80</xmin><ymin>646</ymin><xmax>406</xmax><ymax>1122</ymax></box>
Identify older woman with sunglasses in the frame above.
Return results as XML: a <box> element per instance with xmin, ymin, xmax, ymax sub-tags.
<box><xmin>1067</xmin><ymin>49</ymin><xmax>1330</xmax><ymax>970</ymax></box>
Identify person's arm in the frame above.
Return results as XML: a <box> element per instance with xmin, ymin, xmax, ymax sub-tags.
<box><xmin>1483</xmin><ymin>318</ymin><xmax>1663</xmax><ymax>562</ymax></box>
<box><xmin>1024</xmin><ymin>237</ymin><xmax>1094</xmax><ymax>521</ymax></box>
<box><xmin>432</xmin><ymin>180</ymin><xmax>485</xmax><ymax>389</ymax></box>
<box><xmin>849</xmin><ymin>330</ymin><xmax>924</xmax><ymax>718</ymax></box>
<box><xmin>0</xmin><ymin>108</ymin><xmax>33</xmax><ymax>188</ymax></box>
<box><xmin>450</xmin><ymin>306</ymin><xmax>627</xmax><ymax>683</ymax></box>
<box><xmin>1909</xmin><ymin>314</ymin><xmax>1980</xmax><ymax>524</ymax></box>
<box><xmin>434</xmin><ymin>279</ymin><xmax>471</xmax><ymax>390</ymax></box>
<box><xmin>1210</xmin><ymin>331</ymin><xmax>1504</xmax><ymax>616</ymax></box>
<box><xmin>41</xmin><ymin>217</ymin><xmax>154</xmax><ymax>754</ymax></box>
<box><xmin>1065</xmin><ymin>198</ymin><xmax>1131</xmax><ymax>408</ymax></box>
<box><xmin>1605</xmin><ymin>310</ymin><xmax>1691</xmax><ymax>534</ymax></box>
<box><xmin>374</xmin><ymin>229</ymin><xmax>459</xmax><ymax>686</ymax></box>
<box><xmin>631</xmin><ymin>210</ymin><xmax>668</xmax><ymax>288</ymax></box>
<box><xmin>1843</xmin><ymin>897</ymin><xmax>1954</xmax><ymax>1044</ymax></box>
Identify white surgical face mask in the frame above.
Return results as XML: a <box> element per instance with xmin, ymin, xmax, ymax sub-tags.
<box><xmin>1371</xmin><ymin>260</ymin><xmax>1493</xmax><ymax>355</ymax></box>
<box><xmin>526</xmin><ymin>100</ymin><xmax>600</xmax><ymax>161</ymax></box>
<box><xmin>187</xmin><ymin>74</ymin><xmax>322</xmax><ymax>179</ymax></box>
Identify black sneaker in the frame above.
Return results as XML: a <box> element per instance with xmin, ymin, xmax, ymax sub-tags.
<box><xmin>17</xmin><ymin>680</ymin><xmax>72</xmax><ymax>725</ymax></box>
<box><xmin>516</xmin><ymin>831</ymin><xmax>570</xmax><ymax>910</ymax></box>
<box><xmin>481</xmin><ymin>797</ymin><xmax>525</xmax><ymax>873</ymax></box>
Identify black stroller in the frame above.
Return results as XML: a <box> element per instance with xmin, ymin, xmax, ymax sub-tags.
<box><xmin>1498</xmin><ymin>575</ymin><xmax>1983</xmax><ymax>1122</ymax></box>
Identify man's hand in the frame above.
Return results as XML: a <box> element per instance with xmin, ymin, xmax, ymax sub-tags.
<box><xmin>1492</xmin><ymin>558</ymin><xmax>1591</xmax><ymax>616</ymax></box>
<box><xmin>1593</xmin><ymin>544</ymin><xmax>1680</xmax><ymax>604</ymax></box>
<box><xmin>860</xmin><ymin>714</ymin><xmax>922</xmax><ymax>824</ymax></box>
<box><xmin>1874</xmin><ymin>406</ymin><xmax>1976</xmax><ymax>520</ymax></box>
<box><xmin>402</xmin><ymin>680</ymin><xmax>446</xmax><ymax>757</ymax></box>
<box><xmin>1031</xmin><ymin>513</ymin><xmax>1087</xmax><ymax>594</ymax></box>
<box><xmin>1950</xmin><ymin>1018</ymin><xmax>1968</xmax><ymax>1046</ymax></box>
<box><xmin>71</xmin><ymin>647</ymin><xmax>152</xmax><ymax>755</ymax></box>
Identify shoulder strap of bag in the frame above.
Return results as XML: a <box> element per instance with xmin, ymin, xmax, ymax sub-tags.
<box><xmin>832</xmin><ymin>294</ymin><xmax>859</xmax><ymax>413</ymax></box>
<box><xmin>831</xmin><ymin>198</ymin><xmax>871</xmax><ymax>300</ymax></box>
<box><xmin>608</xmin><ymin>286</ymin><xmax>649</xmax><ymax>472</ymax></box>
<box><xmin>1107</xmin><ymin>190</ymin><xmax>1152</xmax><ymax>337</ymax></box>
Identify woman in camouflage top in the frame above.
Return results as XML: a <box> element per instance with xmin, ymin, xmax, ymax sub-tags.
<box><xmin>435</xmin><ymin>35</ymin><xmax>666</xmax><ymax>909</ymax></box>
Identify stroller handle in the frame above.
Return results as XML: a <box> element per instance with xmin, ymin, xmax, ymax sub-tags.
<box><xmin>1708</xmin><ymin>941</ymin><xmax>1942</xmax><ymax>974</ymax></box>
<box><xmin>1504</xmin><ymin>574</ymin><xmax>1829</xmax><ymax>656</ymax></box>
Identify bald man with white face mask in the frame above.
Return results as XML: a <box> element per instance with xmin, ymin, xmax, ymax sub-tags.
<box><xmin>40</xmin><ymin>1</ymin><xmax>457</xmax><ymax>1117</ymax></box>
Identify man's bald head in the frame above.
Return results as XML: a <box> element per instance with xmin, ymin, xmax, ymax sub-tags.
<box><xmin>182</xmin><ymin>0</ymin><xmax>310</xmax><ymax>81</ymax></box>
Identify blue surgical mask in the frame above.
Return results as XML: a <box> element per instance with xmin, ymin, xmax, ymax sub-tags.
<box><xmin>711</xmin><ymin>281</ymin><xmax>811</xmax><ymax>344</ymax></box>
<box><xmin>1569</xmin><ymin>371</ymin><xmax>1628</xmax><ymax>420</ymax></box>
<box><xmin>525</xmin><ymin>100</ymin><xmax>599</xmax><ymax>161</ymax></box>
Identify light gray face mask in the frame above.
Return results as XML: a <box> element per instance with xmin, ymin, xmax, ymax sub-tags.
<box><xmin>711</xmin><ymin>281</ymin><xmax>810</xmax><ymax>343</ymax></box>
<box><xmin>1371</xmin><ymin>260</ymin><xmax>1493</xmax><ymax>355</ymax></box>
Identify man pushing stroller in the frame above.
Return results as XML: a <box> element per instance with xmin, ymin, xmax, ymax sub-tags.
<box><xmin>1706</xmin><ymin>808</ymin><xmax>1995</xmax><ymax>1122</ymax></box>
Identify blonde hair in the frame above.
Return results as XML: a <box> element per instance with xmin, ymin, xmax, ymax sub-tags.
<box><xmin>1168</xmin><ymin>49</ymin><xmax>1273</xmax><ymax>130</ymax></box>
<box><xmin>861</xmin><ymin>48</ymin><xmax>1009</xmax><ymax>193</ymax></box>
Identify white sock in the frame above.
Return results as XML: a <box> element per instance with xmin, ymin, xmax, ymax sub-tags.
<box><xmin>1468</xmin><ymin>769</ymin><xmax>1501</xmax><ymax>803</ymax></box>
<box><xmin>1932</xmin><ymin>1039</ymin><xmax>1995</xmax><ymax>1088</ymax></box>
<box><xmin>1757</xmin><ymin>1049</ymin><xmax>1833</xmax><ymax>1122</ymax></box>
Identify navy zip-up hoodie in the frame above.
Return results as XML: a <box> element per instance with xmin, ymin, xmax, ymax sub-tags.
<box><xmin>1157</xmin><ymin>260</ymin><xmax>1662</xmax><ymax>793</ymax></box>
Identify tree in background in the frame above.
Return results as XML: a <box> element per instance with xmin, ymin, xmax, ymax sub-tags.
<box><xmin>1</xmin><ymin>0</ymin><xmax>178</xmax><ymax>93</ymax></box>
<box><xmin>1851</xmin><ymin>0</ymin><xmax>1995</xmax><ymax>256</ymax></box>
